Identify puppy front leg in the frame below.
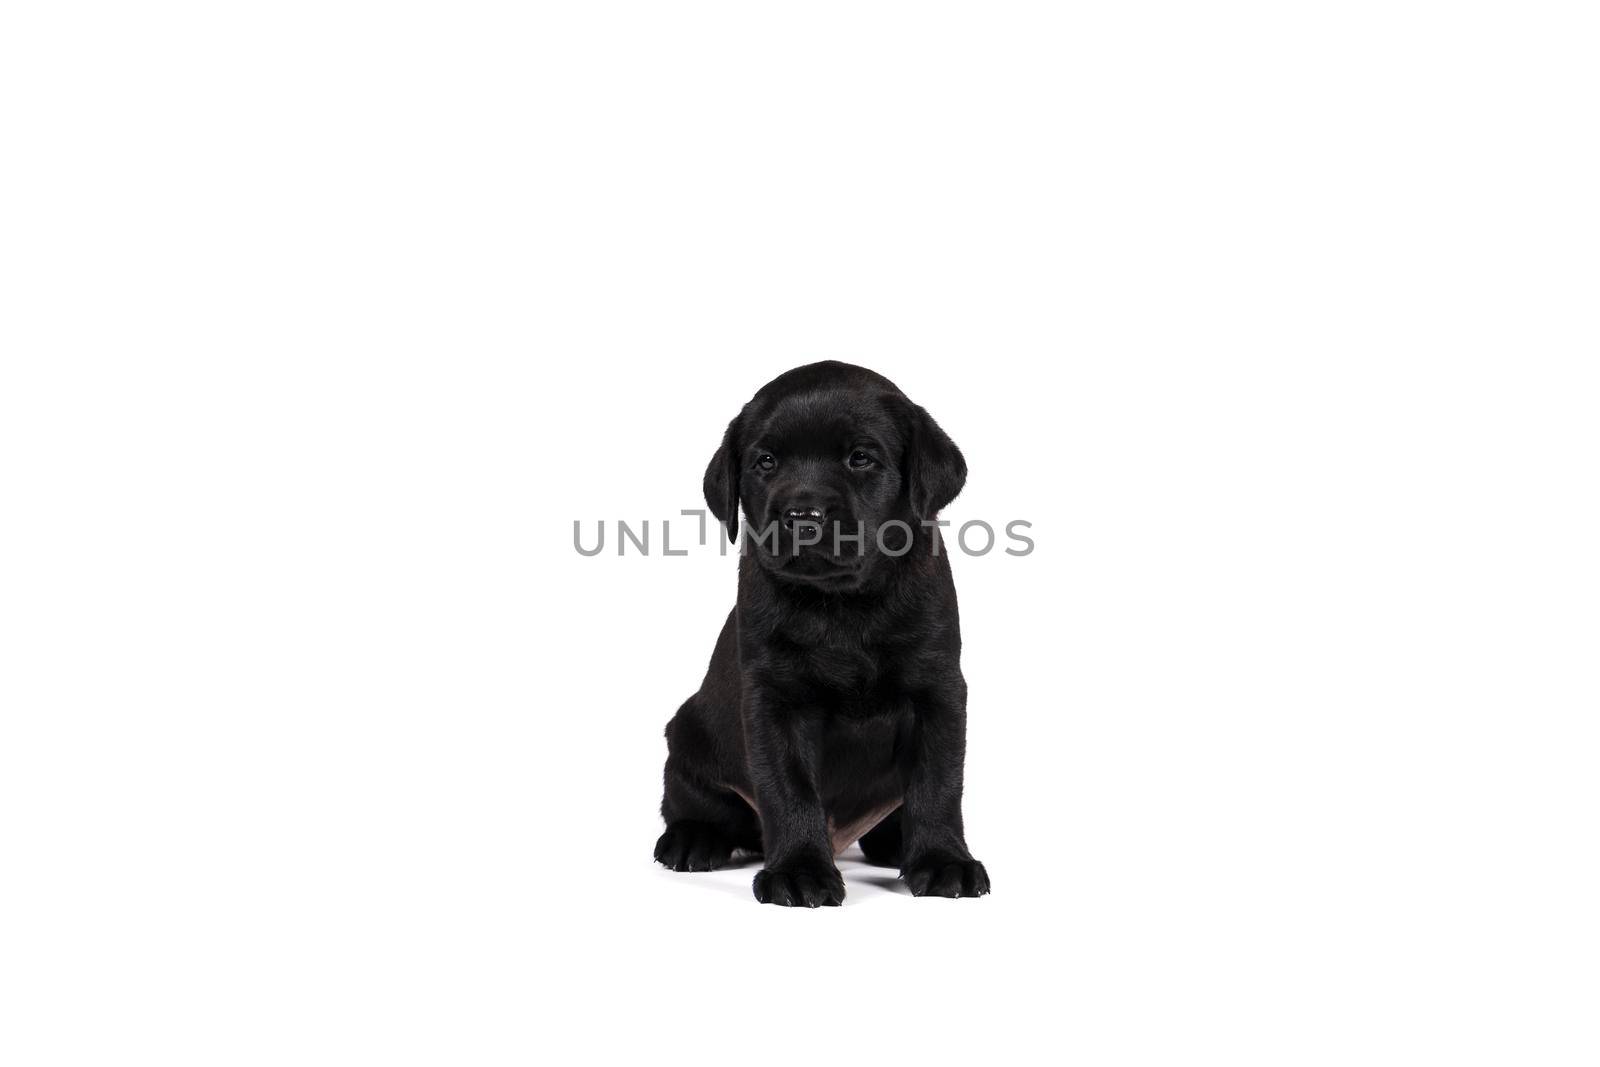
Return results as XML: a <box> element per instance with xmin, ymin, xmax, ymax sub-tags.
<box><xmin>743</xmin><ymin>688</ymin><xmax>844</xmax><ymax>907</ymax></box>
<box><xmin>900</xmin><ymin>681</ymin><xmax>991</xmax><ymax>898</ymax></box>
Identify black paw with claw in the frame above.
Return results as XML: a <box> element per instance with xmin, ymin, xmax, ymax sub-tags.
<box><xmin>654</xmin><ymin>820</ymin><xmax>737</xmax><ymax>872</ymax></box>
<box><xmin>902</xmin><ymin>856</ymin><xmax>990</xmax><ymax>898</ymax></box>
<box><xmin>752</xmin><ymin>860</ymin><xmax>846</xmax><ymax>907</ymax></box>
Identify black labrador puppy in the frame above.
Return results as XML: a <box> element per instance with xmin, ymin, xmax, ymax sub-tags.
<box><xmin>654</xmin><ymin>361</ymin><xmax>989</xmax><ymax>906</ymax></box>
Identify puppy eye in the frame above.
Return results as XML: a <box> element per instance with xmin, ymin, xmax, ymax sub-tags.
<box><xmin>847</xmin><ymin>449</ymin><xmax>875</xmax><ymax>469</ymax></box>
<box><xmin>755</xmin><ymin>453</ymin><xmax>776</xmax><ymax>472</ymax></box>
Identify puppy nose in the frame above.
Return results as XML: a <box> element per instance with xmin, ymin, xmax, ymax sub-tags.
<box><xmin>782</xmin><ymin>505</ymin><xmax>826</xmax><ymax>527</ymax></box>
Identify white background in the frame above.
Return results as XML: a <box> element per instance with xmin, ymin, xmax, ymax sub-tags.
<box><xmin>2</xmin><ymin>2</ymin><xmax>1597</xmax><ymax>1064</ymax></box>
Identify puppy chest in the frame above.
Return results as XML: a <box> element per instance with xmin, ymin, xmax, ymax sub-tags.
<box><xmin>795</xmin><ymin>644</ymin><xmax>882</xmax><ymax>691</ymax></box>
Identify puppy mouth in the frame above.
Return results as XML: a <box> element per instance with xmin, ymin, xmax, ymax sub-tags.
<box><xmin>757</xmin><ymin>540</ymin><xmax>867</xmax><ymax>585</ymax></box>
<box><xmin>777</xmin><ymin>553</ymin><xmax>859</xmax><ymax>574</ymax></box>
<box><xmin>756</xmin><ymin>520</ymin><xmax>866</xmax><ymax>558</ymax></box>
<box><xmin>772</xmin><ymin>555</ymin><xmax>866</xmax><ymax>588</ymax></box>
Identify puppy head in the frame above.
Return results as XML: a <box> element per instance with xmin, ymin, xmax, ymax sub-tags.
<box><xmin>704</xmin><ymin>361</ymin><xmax>966</xmax><ymax>588</ymax></box>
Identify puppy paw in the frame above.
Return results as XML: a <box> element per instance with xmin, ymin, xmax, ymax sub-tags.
<box><xmin>654</xmin><ymin>820</ymin><xmax>736</xmax><ymax>872</ymax></box>
<box><xmin>752</xmin><ymin>862</ymin><xmax>846</xmax><ymax>907</ymax></box>
<box><xmin>902</xmin><ymin>857</ymin><xmax>990</xmax><ymax>898</ymax></box>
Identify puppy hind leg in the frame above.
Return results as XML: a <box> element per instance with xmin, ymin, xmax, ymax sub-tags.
<box><xmin>856</xmin><ymin>810</ymin><xmax>903</xmax><ymax>867</ymax></box>
<box><xmin>656</xmin><ymin>762</ymin><xmax>761</xmax><ymax>872</ymax></box>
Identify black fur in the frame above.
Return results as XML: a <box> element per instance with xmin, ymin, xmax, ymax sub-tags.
<box><xmin>655</xmin><ymin>361</ymin><xmax>990</xmax><ymax>906</ymax></box>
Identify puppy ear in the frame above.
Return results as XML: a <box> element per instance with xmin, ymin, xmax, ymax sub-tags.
<box><xmin>904</xmin><ymin>402</ymin><xmax>967</xmax><ymax>520</ymax></box>
<box><xmin>703</xmin><ymin>415</ymin><xmax>742</xmax><ymax>542</ymax></box>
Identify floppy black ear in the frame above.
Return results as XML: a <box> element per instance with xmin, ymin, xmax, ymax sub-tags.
<box><xmin>703</xmin><ymin>415</ymin><xmax>742</xmax><ymax>542</ymax></box>
<box><xmin>904</xmin><ymin>402</ymin><xmax>967</xmax><ymax>520</ymax></box>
